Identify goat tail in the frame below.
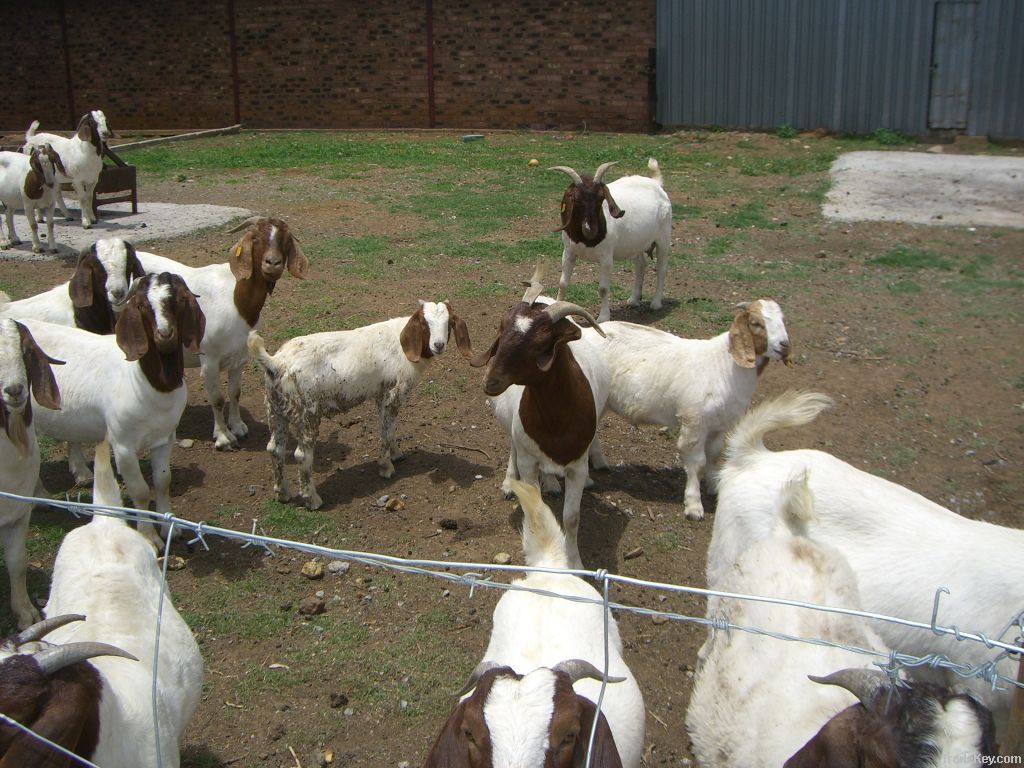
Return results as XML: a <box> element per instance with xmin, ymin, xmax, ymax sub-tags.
<box><xmin>246</xmin><ymin>329</ymin><xmax>279</xmax><ymax>380</ymax></box>
<box><xmin>724</xmin><ymin>390</ymin><xmax>833</xmax><ymax>464</ymax></box>
<box><xmin>90</xmin><ymin>438</ymin><xmax>125</xmax><ymax>521</ymax></box>
<box><xmin>777</xmin><ymin>469</ymin><xmax>817</xmax><ymax>536</ymax></box>
<box><xmin>508</xmin><ymin>479</ymin><xmax>569</xmax><ymax>570</ymax></box>
<box><xmin>25</xmin><ymin>120</ymin><xmax>40</xmax><ymax>143</ymax></box>
<box><xmin>647</xmin><ymin>157</ymin><xmax>663</xmax><ymax>186</ymax></box>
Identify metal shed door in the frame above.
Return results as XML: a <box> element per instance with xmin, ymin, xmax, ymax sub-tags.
<box><xmin>929</xmin><ymin>0</ymin><xmax>978</xmax><ymax>130</ymax></box>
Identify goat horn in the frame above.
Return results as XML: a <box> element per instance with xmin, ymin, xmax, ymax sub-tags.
<box><xmin>522</xmin><ymin>262</ymin><xmax>547</xmax><ymax>305</ymax></box>
<box><xmin>551</xmin><ymin>659</ymin><xmax>625</xmax><ymax>685</ymax></box>
<box><xmin>808</xmin><ymin>668</ymin><xmax>893</xmax><ymax>709</ymax></box>
<box><xmin>454</xmin><ymin>660</ymin><xmax>506</xmax><ymax>698</ymax></box>
<box><xmin>593</xmin><ymin>161</ymin><xmax>618</xmax><ymax>183</ymax></box>
<box><xmin>543</xmin><ymin>301</ymin><xmax>607</xmax><ymax>338</ymax></box>
<box><xmin>34</xmin><ymin>642</ymin><xmax>139</xmax><ymax>676</ymax></box>
<box><xmin>548</xmin><ymin>166</ymin><xmax>583</xmax><ymax>185</ymax></box>
<box><xmin>7</xmin><ymin>614</ymin><xmax>86</xmax><ymax>647</ymax></box>
<box><xmin>226</xmin><ymin>216</ymin><xmax>265</xmax><ymax>234</ymax></box>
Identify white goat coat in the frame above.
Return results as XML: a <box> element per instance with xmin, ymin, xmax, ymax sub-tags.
<box><xmin>44</xmin><ymin>444</ymin><xmax>202</xmax><ymax>768</ymax></box>
<box><xmin>707</xmin><ymin>399</ymin><xmax>1023</xmax><ymax>734</ymax></box>
<box><xmin>0</xmin><ymin>402</ymin><xmax>41</xmax><ymax>629</ymax></box>
<box><xmin>688</xmin><ymin>528</ymin><xmax>886</xmax><ymax>766</ymax></box>
<box><xmin>0</xmin><ymin>284</ymin><xmax>78</xmax><ymax>326</ymax></box>
<box><xmin>20</xmin><ymin>320</ymin><xmax>186</xmax><ymax>453</ymax></box>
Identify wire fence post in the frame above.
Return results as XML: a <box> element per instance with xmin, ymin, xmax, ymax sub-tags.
<box><xmin>1006</xmin><ymin>637</ymin><xmax>1024</xmax><ymax>758</ymax></box>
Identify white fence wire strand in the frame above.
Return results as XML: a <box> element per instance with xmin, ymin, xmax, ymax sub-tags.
<box><xmin>1</xmin><ymin>489</ymin><xmax>1022</xmax><ymax>768</ymax></box>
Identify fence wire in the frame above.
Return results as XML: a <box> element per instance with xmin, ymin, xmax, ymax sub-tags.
<box><xmin>1</xmin><ymin>489</ymin><xmax>1021</xmax><ymax>768</ymax></box>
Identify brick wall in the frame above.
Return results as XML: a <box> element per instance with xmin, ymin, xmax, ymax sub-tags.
<box><xmin>6</xmin><ymin>0</ymin><xmax>654</xmax><ymax>133</ymax></box>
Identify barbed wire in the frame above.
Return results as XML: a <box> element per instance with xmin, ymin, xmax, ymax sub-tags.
<box><xmin>1</xmin><ymin>489</ymin><xmax>1021</xmax><ymax>767</ymax></box>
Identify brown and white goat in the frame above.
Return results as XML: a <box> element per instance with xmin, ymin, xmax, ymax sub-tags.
<box><xmin>138</xmin><ymin>216</ymin><xmax>308</xmax><ymax>449</ymax></box>
<box><xmin>249</xmin><ymin>301</ymin><xmax>472</xmax><ymax>509</ymax></box>
<box><xmin>24</xmin><ymin>109</ymin><xmax>110</xmax><ymax>228</ymax></box>
<box><xmin>0</xmin><ymin>614</ymin><xmax>136</xmax><ymax>766</ymax></box>
<box><xmin>24</xmin><ymin>272</ymin><xmax>205</xmax><ymax>546</ymax></box>
<box><xmin>550</xmin><ymin>159</ymin><xmax>672</xmax><ymax>323</ymax></box>
<box><xmin>473</xmin><ymin>268</ymin><xmax>609</xmax><ymax>569</ymax></box>
<box><xmin>0</xmin><ymin>319</ymin><xmax>62</xmax><ymax>629</ymax></box>
<box><xmin>0</xmin><ymin>145</ymin><xmax>63</xmax><ymax>253</ymax></box>
<box><xmin>0</xmin><ymin>238</ymin><xmax>146</xmax><ymax>338</ymax></box>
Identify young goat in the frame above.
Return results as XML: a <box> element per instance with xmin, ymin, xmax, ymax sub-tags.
<box><xmin>0</xmin><ymin>238</ymin><xmax>146</xmax><ymax>335</ymax></box>
<box><xmin>23</xmin><ymin>109</ymin><xmax>110</xmax><ymax>229</ymax></box>
<box><xmin>248</xmin><ymin>300</ymin><xmax>472</xmax><ymax>509</ymax></box>
<box><xmin>37</xmin><ymin>438</ymin><xmax>204</xmax><ymax>767</ymax></box>
<box><xmin>707</xmin><ymin>390</ymin><xmax>1024</xmax><ymax>739</ymax></box>
<box><xmin>23</xmin><ymin>272</ymin><xmax>205</xmax><ymax>545</ymax></box>
<box><xmin>550</xmin><ymin>158</ymin><xmax>672</xmax><ymax>323</ymax></box>
<box><xmin>0</xmin><ymin>319</ymin><xmax>62</xmax><ymax>629</ymax></box>
<box><xmin>686</xmin><ymin>472</ymin><xmax>996</xmax><ymax>766</ymax></box>
<box><xmin>472</xmin><ymin>269</ymin><xmax>609</xmax><ymax>569</ymax></box>
<box><xmin>138</xmin><ymin>215</ymin><xmax>307</xmax><ymax>449</ymax></box>
<box><xmin>583</xmin><ymin>298</ymin><xmax>793</xmax><ymax>521</ymax></box>
<box><xmin>0</xmin><ymin>145</ymin><xmax>62</xmax><ymax>253</ymax></box>
<box><xmin>422</xmin><ymin>480</ymin><xmax>645</xmax><ymax>768</ymax></box>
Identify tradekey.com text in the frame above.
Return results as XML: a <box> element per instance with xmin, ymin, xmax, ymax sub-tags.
<box><xmin>950</xmin><ymin>757</ymin><xmax>1022</xmax><ymax>766</ymax></box>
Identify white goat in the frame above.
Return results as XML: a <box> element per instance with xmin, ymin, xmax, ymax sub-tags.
<box><xmin>22</xmin><ymin>272</ymin><xmax>205</xmax><ymax>546</ymax></box>
<box><xmin>23</xmin><ymin>109</ymin><xmax>110</xmax><ymax>229</ymax></box>
<box><xmin>248</xmin><ymin>300</ymin><xmax>472</xmax><ymax>510</ymax></box>
<box><xmin>0</xmin><ymin>145</ymin><xmax>61</xmax><ymax>253</ymax></box>
<box><xmin>550</xmin><ymin>158</ymin><xmax>672</xmax><ymax>323</ymax></box>
<box><xmin>39</xmin><ymin>438</ymin><xmax>204</xmax><ymax>767</ymax></box>
<box><xmin>582</xmin><ymin>299</ymin><xmax>793</xmax><ymax>521</ymax></box>
<box><xmin>0</xmin><ymin>238</ymin><xmax>146</xmax><ymax>336</ymax></box>
<box><xmin>688</xmin><ymin>472</ymin><xmax>997</xmax><ymax>767</ymax></box>
<box><xmin>137</xmin><ymin>215</ymin><xmax>307</xmax><ymax>449</ymax></box>
<box><xmin>0</xmin><ymin>319</ymin><xmax>62</xmax><ymax>629</ymax></box>
<box><xmin>422</xmin><ymin>480</ymin><xmax>645</xmax><ymax>768</ymax></box>
<box><xmin>707</xmin><ymin>390</ymin><xmax>1024</xmax><ymax>738</ymax></box>
<box><xmin>473</xmin><ymin>270</ymin><xmax>609</xmax><ymax>570</ymax></box>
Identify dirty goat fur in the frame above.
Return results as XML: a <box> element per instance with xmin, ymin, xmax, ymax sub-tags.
<box><xmin>248</xmin><ymin>301</ymin><xmax>471</xmax><ymax>510</ymax></box>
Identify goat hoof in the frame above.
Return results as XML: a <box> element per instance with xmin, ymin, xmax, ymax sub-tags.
<box><xmin>684</xmin><ymin>507</ymin><xmax>705</xmax><ymax>522</ymax></box>
<box><xmin>304</xmin><ymin>494</ymin><xmax>323</xmax><ymax>510</ymax></box>
<box><xmin>214</xmin><ymin>437</ymin><xmax>239</xmax><ymax>451</ymax></box>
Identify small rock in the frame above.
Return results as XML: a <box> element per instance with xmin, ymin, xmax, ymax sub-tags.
<box><xmin>527</xmin><ymin>158</ymin><xmax>539</xmax><ymax>167</ymax></box>
<box><xmin>177</xmin><ymin>438</ymin><xmax>194</xmax><ymax>449</ymax></box>
<box><xmin>399</xmin><ymin>762</ymin><xmax>411</xmax><ymax>768</ymax></box>
<box><xmin>301</xmin><ymin>560</ymin><xmax>325</xmax><ymax>579</ymax></box>
<box><xmin>328</xmin><ymin>560</ymin><xmax>350</xmax><ymax>575</ymax></box>
<box><xmin>375</xmin><ymin>494</ymin><xmax>390</xmax><ymax>507</ymax></box>
<box><xmin>315</xmin><ymin>590</ymin><xmax>325</xmax><ymax>599</ymax></box>
<box><xmin>343</xmin><ymin>707</ymin><xmax>354</xmax><ymax>717</ymax></box>
<box><xmin>385</xmin><ymin>497</ymin><xmax>405</xmax><ymax>511</ymax></box>
<box><xmin>160</xmin><ymin>555</ymin><xmax>186</xmax><ymax>571</ymax></box>
<box><xmin>492</xmin><ymin>552</ymin><xmax>512</xmax><ymax>565</ymax></box>
<box><xmin>652</xmin><ymin>614</ymin><xmax>670</xmax><ymax>625</ymax></box>
<box><xmin>474</xmin><ymin>474</ymin><xmax>483</xmax><ymax>480</ymax></box>
<box><xmin>329</xmin><ymin>692</ymin><xmax>349</xmax><ymax>708</ymax></box>
<box><xmin>247</xmin><ymin>484</ymin><xmax>258</xmax><ymax>496</ymax></box>
<box><xmin>299</xmin><ymin>596</ymin><xmax>326</xmax><ymax>616</ymax></box>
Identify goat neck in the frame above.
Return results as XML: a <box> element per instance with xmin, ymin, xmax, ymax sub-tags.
<box><xmin>233</xmin><ymin>273</ymin><xmax>273</xmax><ymax>329</ymax></box>
<box><xmin>519</xmin><ymin>353</ymin><xmax>596</xmax><ymax>467</ymax></box>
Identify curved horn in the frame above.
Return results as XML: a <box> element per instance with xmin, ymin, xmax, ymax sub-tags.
<box><xmin>454</xmin><ymin>660</ymin><xmax>507</xmax><ymax>698</ymax></box>
<box><xmin>543</xmin><ymin>301</ymin><xmax>607</xmax><ymax>338</ymax></box>
<box><xmin>808</xmin><ymin>668</ymin><xmax>892</xmax><ymax>708</ymax></box>
<box><xmin>7</xmin><ymin>614</ymin><xmax>86</xmax><ymax>648</ymax></box>
<box><xmin>593</xmin><ymin>161</ymin><xmax>618</xmax><ymax>183</ymax></box>
<box><xmin>548</xmin><ymin>166</ymin><xmax>583</xmax><ymax>185</ymax></box>
<box><xmin>226</xmin><ymin>216</ymin><xmax>265</xmax><ymax>234</ymax></box>
<box><xmin>34</xmin><ymin>642</ymin><xmax>139</xmax><ymax>676</ymax></box>
<box><xmin>522</xmin><ymin>262</ymin><xmax>546</xmax><ymax>305</ymax></box>
<box><xmin>551</xmin><ymin>659</ymin><xmax>625</xmax><ymax>685</ymax></box>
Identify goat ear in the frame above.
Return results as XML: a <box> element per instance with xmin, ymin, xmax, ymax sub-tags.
<box><xmin>0</xmin><ymin>707</ymin><xmax>93</xmax><ymax>768</ymax></box>
<box><xmin>69</xmin><ymin>248</ymin><xmax>97</xmax><ymax>308</ymax></box>
<box><xmin>176</xmin><ymin>282</ymin><xmax>206</xmax><ymax>354</ymax></box>
<box><xmin>115</xmin><ymin>303</ymin><xmax>150</xmax><ymax>361</ymax></box>
<box><xmin>47</xmin><ymin>146</ymin><xmax>67</xmax><ymax>176</ymax></box>
<box><xmin>555</xmin><ymin>189</ymin><xmax>575</xmax><ymax>232</ymax></box>
<box><xmin>574</xmin><ymin>696</ymin><xmax>624</xmax><ymax>768</ymax></box>
<box><xmin>602</xmin><ymin>187</ymin><xmax>625</xmax><ymax>219</ymax></box>
<box><xmin>400</xmin><ymin>309</ymin><xmax>426</xmax><ymax>363</ymax></box>
<box><xmin>16</xmin><ymin>322</ymin><xmax>62</xmax><ymax>411</ymax></box>
<box><xmin>446</xmin><ymin>303</ymin><xmax>474</xmax><ymax>359</ymax></box>
<box><xmin>422</xmin><ymin>699</ymin><xmax>473</xmax><ymax>768</ymax></box>
<box><xmin>537</xmin><ymin>319</ymin><xmax>581</xmax><ymax>372</ymax></box>
<box><xmin>285</xmin><ymin>232</ymin><xmax>308</xmax><ymax>279</ymax></box>
<box><xmin>126</xmin><ymin>242</ymin><xmax>146</xmax><ymax>280</ymax></box>
<box><xmin>783</xmin><ymin>706</ymin><xmax>865</xmax><ymax>768</ymax></box>
<box><xmin>728</xmin><ymin>311</ymin><xmax>757</xmax><ymax>368</ymax></box>
<box><xmin>469</xmin><ymin>334</ymin><xmax>499</xmax><ymax>369</ymax></box>
<box><xmin>228</xmin><ymin>234</ymin><xmax>255</xmax><ymax>281</ymax></box>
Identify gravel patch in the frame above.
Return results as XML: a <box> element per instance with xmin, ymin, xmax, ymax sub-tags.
<box><xmin>0</xmin><ymin>200</ymin><xmax>252</xmax><ymax>261</ymax></box>
<box><xmin>824</xmin><ymin>150</ymin><xmax>1024</xmax><ymax>229</ymax></box>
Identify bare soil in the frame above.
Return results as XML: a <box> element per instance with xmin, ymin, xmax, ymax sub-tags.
<box><xmin>2</xmin><ymin>131</ymin><xmax>1021</xmax><ymax>768</ymax></box>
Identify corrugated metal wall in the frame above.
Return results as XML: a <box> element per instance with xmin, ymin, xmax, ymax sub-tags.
<box><xmin>657</xmin><ymin>0</ymin><xmax>1024</xmax><ymax>139</ymax></box>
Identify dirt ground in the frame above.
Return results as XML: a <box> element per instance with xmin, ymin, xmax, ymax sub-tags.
<box><xmin>1</xmin><ymin>131</ymin><xmax>1021</xmax><ymax>767</ymax></box>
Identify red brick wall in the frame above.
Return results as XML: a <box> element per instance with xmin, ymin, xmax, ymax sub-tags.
<box><xmin>6</xmin><ymin>0</ymin><xmax>654</xmax><ymax>133</ymax></box>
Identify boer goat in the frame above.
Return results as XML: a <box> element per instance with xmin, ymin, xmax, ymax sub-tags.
<box><xmin>138</xmin><ymin>215</ymin><xmax>307</xmax><ymax>449</ymax></box>
<box><xmin>248</xmin><ymin>300</ymin><xmax>472</xmax><ymax>509</ymax></box>
<box><xmin>0</xmin><ymin>145</ymin><xmax>62</xmax><ymax>253</ymax></box>
<box><xmin>551</xmin><ymin>158</ymin><xmax>672</xmax><ymax>323</ymax></box>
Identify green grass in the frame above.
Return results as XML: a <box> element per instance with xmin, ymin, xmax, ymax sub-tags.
<box><xmin>868</xmin><ymin>246</ymin><xmax>955</xmax><ymax>271</ymax></box>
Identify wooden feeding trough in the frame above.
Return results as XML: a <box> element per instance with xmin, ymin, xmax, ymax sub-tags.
<box><xmin>62</xmin><ymin>145</ymin><xmax>137</xmax><ymax>218</ymax></box>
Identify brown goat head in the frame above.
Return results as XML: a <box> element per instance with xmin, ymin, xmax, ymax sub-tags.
<box><xmin>550</xmin><ymin>162</ymin><xmax>624</xmax><ymax>248</ymax></box>
<box><xmin>69</xmin><ymin>239</ymin><xmax>147</xmax><ymax>335</ymax></box>
<box><xmin>398</xmin><ymin>301</ymin><xmax>473</xmax><ymax>363</ymax></box>
<box><xmin>227</xmin><ymin>216</ymin><xmax>308</xmax><ymax>284</ymax></box>
<box><xmin>0</xmin><ymin>320</ymin><xmax>62</xmax><ymax>457</ymax></box>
